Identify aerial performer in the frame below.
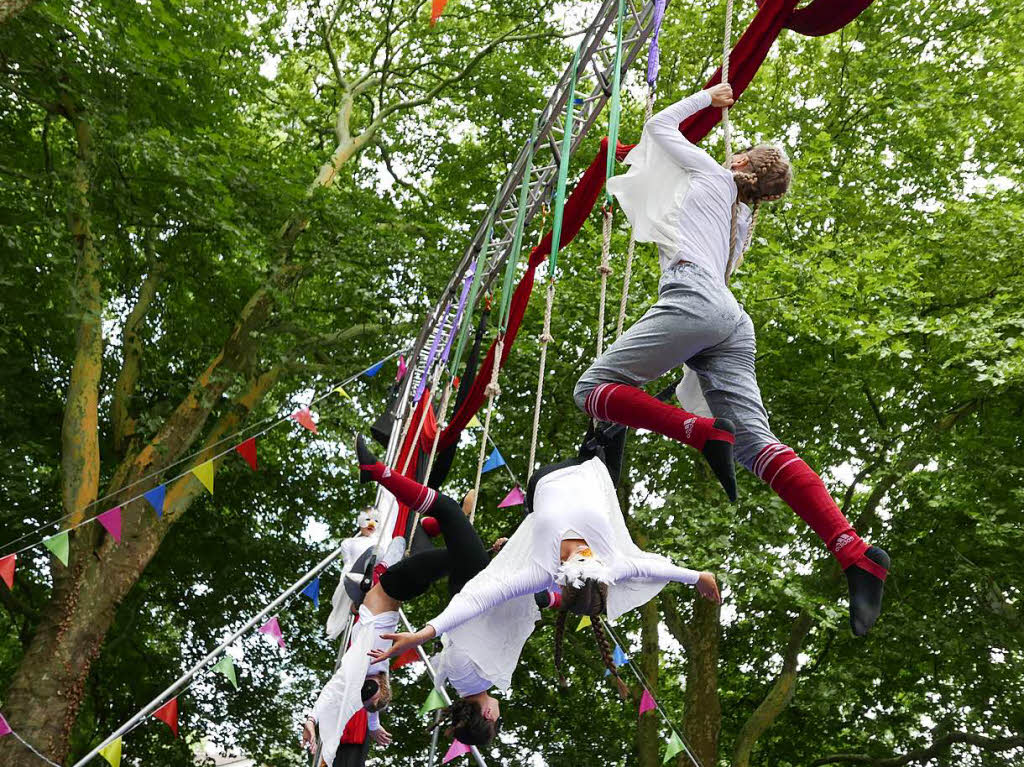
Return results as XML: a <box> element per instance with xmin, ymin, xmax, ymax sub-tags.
<box><xmin>366</xmin><ymin>427</ymin><xmax>722</xmax><ymax>689</ymax></box>
<box><xmin>326</xmin><ymin>506</ymin><xmax>382</xmax><ymax>640</ymax></box>
<box><xmin>572</xmin><ymin>83</ymin><xmax>889</xmax><ymax>636</ymax></box>
<box><xmin>304</xmin><ymin>436</ymin><xmax>529</xmax><ymax>763</ymax></box>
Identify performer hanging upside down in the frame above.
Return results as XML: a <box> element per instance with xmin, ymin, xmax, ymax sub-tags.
<box><xmin>304</xmin><ymin>436</ymin><xmax>532</xmax><ymax>761</ymax></box>
<box><xmin>368</xmin><ymin>428</ymin><xmax>721</xmax><ymax>693</ymax></box>
<box><xmin>573</xmin><ymin>82</ymin><xmax>889</xmax><ymax>636</ymax></box>
<box><xmin>325</xmin><ymin>506</ymin><xmax>381</xmax><ymax>641</ymax></box>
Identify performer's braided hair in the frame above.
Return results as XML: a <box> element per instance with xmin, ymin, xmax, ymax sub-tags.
<box><xmin>438</xmin><ymin>698</ymin><xmax>498</xmax><ymax>746</ymax></box>
<box><xmin>553</xmin><ymin>580</ymin><xmax>630</xmax><ymax>699</ymax></box>
<box><xmin>732</xmin><ymin>144</ymin><xmax>792</xmax><ymax>204</ymax></box>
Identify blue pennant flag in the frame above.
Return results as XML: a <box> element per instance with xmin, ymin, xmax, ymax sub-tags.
<box><xmin>144</xmin><ymin>484</ymin><xmax>166</xmax><ymax>518</ymax></box>
<box><xmin>301</xmin><ymin>577</ymin><xmax>320</xmax><ymax>609</ymax></box>
<box><xmin>605</xmin><ymin>644</ymin><xmax>629</xmax><ymax>676</ymax></box>
<box><xmin>362</xmin><ymin>359</ymin><xmax>385</xmax><ymax>378</ymax></box>
<box><xmin>481</xmin><ymin>448</ymin><xmax>505</xmax><ymax>473</ymax></box>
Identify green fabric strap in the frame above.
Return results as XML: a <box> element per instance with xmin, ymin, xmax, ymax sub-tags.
<box><xmin>498</xmin><ymin>117</ymin><xmax>540</xmax><ymax>332</ymax></box>
<box><xmin>605</xmin><ymin>0</ymin><xmax>626</xmax><ymax>203</ymax></box>
<box><xmin>548</xmin><ymin>44</ymin><xmax>582</xmax><ymax>279</ymax></box>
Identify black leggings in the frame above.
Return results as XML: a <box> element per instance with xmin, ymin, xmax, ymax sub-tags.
<box><xmin>378</xmin><ymin>492</ymin><xmax>489</xmax><ymax>601</ymax></box>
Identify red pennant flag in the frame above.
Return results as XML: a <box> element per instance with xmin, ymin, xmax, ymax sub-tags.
<box><xmin>430</xmin><ymin>0</ymin><xmax>450</xmax><ymax>25</ymax></box>
<box><xmin>234</xmin><ymin>438</ymin><xmax>257</xmax><ymax>471</ymax></box>
<box><xmin>392</xmin><ymin>647</ymin><xmax>421</xmax><ymax>670</ymax></box>
<box><xmin>153</xmin><ymin>698</ymin><xmax>178</xmax><ymax>737</ymax></box>
<box><xmin>291</xmin><ymin>407</ymin><xmax>318</xmax><ymax>435</ymax></box>
<box><xmin>0</xmin><ymin>554</ymin><xmax>15</xmax><ymax>590</ymax></box>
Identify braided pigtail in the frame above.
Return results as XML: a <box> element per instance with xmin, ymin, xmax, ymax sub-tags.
<box><xmin>553</xmin><ymin>610</ymin><xmax>569</xmax><ymax>688</ymax></box>
<box><xmin>591</xmin><ymin>620</ymin><xmax>630</xmax><ymax>699</ymax></box>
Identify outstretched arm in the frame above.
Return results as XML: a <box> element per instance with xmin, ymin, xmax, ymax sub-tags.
<box><xmin>646</xmin><ymin>85</ymin><xmax>734</xmax><ymax>175</ymax></box>
<box><xmin>609</xmin><ymin>558</ymin><xmax>721</xmax><ymax>603</ymax></box>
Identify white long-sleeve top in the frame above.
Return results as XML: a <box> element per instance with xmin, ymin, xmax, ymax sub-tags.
<box><xmin>427</xmin><ymin>457</ymin><xmax>700</xmax><ymax>638</ymax></box>
<box><xmin>607</xmin><ymin>89</ymin><xmax>751</xmax><ymax>282</ymax></box>
<box><xmin>325</xmin><ymin>533</ymin><xmax>377</xmax><ymax>640</ymax></box>
<box><xmin>311</xmin><ymin>605</ymin><xmax>397</xmax><ymax>766</ymax></box>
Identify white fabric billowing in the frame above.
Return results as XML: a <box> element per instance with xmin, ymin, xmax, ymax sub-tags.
<box><xmin>677</xmin><ymin>365</ymin><xmax>714</xmax><ymax>418</ymax></box>
<box><xmin>427</xmin><ymin>457</ymin><xmax>700</xmax><ymax>637</ymax></box>
<box><xmin>325</xmin><ymin>533</ymin><xmax>376</xmax><ymax>640</ymax></box>
<box><xmin>433</xmin><ymin>639</ymin><xmax>495</xmax><ymax>697</ymax></box>
<box><xmin>312</xmin><ymin>605</ymin><xmax>397</xmax><ymax>767</ymax></box>
<box><xmin>606</xmin><ymin>89</ymin><xmax>751</xmax><ymax>283</ymax></box>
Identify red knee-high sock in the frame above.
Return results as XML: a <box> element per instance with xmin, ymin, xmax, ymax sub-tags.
<box><xmin>583</xmin><ymin>383</ymin><xmax>734</xmax><ymax>450</ymax></box>
<box><xmin>754</xmin><ymin>443</ymin><xmax>874</xmax><ymax>571</ymax></box>
<box><xmin>361</xmin><ymin>462</ymin><xmax>438</xmax><ymax>514</ymax></box>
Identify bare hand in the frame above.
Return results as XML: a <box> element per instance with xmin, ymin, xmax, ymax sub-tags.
<box><xmin>301</xmin><ymin>718</ymin><xmax>317</xmax><ymax>753</ymax></box>
<box><xmin>368</xmin><ymin>626</ymin><xmax>436</xmax><ymax>662</ymax></box>
<box><xmin>707</xmin><ymin>83</ymin><xmax>734</xmax><ymax>108</ymax></box>
<box><xmin>491</xmin><ymin>537</ymin><xmax>509</xmax><ymax>553</ymax></box>
<box><xmin>696</xmin><ymin>571</ymin><xmax>722</xmax><ymax>604</ymax></box>
<box><xmin>369</xmin><ymin>724</ymin><xmax>393</xmax><ymax>747</ymax></box>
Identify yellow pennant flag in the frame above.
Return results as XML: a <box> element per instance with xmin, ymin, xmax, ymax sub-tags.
<box><xmin>467</xmin><ymin>415</ymin><xmax>482</xmax><ymax>428</ymax></box>
<box><xmin>576</xmin><ymin>615</ymin><xmax>592</xmax><ymax>631</ymax></box>
<box><xmin>98</xmin><ymin>737</ymin><xmax>122</xmax><ymax>767</ymax></box>
<box><xmin>192</xmin><ymin>460</ymin><xmax>214</xmax><ymax>495</ymax></box>
<box><xmin>334</xmin><ymin>386</ymin><xmax>352</xmax><ymax>400</ymax></box>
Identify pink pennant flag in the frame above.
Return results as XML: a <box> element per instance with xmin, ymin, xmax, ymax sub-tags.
<box><xmin>0</xmin><ymin>555</ymin><xmax>15</xmax><ymax>590</ymax></box>
<box><xmin>396</xmin><ymin>355</ymin><xmax>408</xmax><ymax>382</ymax></box>
<box><xmin>97</xmin><ymin>507</ymin><xmax>122</xmax><ymax>543</ymax></box>
<box><xmin>291</xmin><ymin>407</ymin><xmax>318</xmax><ymax>435</ymax></box>
<box><xmin>442</xmin><ymin>738</ymin><xmax>471</xmax><ymax>763</ymax></box>
<box><xmin>497</xmin><ymin>485</ymin><xmax>525</xmax><ymax>508</ymax></box>
<box><xmin>259</xmin><ymin>616</ymin><xmax>286</xmax><ymax>649</ymax></box>
<box><xmin>0</xmin><ymin>711</ymin><xmax>12</xmax><ymax>737</ymax></box>
<box><xmin>639</xmin><ymin>689</ymin><xmax>656</xmax><ymax>717</ymax></box>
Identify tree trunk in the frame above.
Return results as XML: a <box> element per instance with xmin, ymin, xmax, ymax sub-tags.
<box><xmin>637</xmin><ymin>597</ymin><xmax>663</xmax><ymax>767</ymax></box>
<box><xmin>680</xmin><ymin>597</ymin><xmax>722</xmax><ymax>767</ymax></box>
<box><xmin>0</xmin><ymin>0</ymin><xmax>37</xmax><ymax>26</ymax></box>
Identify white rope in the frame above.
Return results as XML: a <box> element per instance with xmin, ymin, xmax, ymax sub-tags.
<box><xmin>470</xmin><ymin>337</ymin><xmax>504</xmax><ymax>523</ymax></box>
<box><xmin>720</xmin><ymin>0</ymin><xmax>741</xmax><ymax>285</ymax></box>
<box><xmin>596</xmin><ymin>205</ymin><xmax>613</xmax><ymax>358</ymax></box>
<box><xmin>527</xmin><ymin>279</ymin><xmax>556</xmax><ymax>477</ymax></box>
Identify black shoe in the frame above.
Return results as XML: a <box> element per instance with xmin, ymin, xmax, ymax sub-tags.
<box><xmin>356</xmin><ymin>435</ymin><xmax>379</xmax><ymax>483</ymax></box>
<box><xmin>846</xmin><ymin>546</ymin><xmax>890</xmax><ymax>637</ymax></box>
<box><xmin>701</xmin><ymin>418</ymin><xmax>738</xmax><ymax>502</ymax></box>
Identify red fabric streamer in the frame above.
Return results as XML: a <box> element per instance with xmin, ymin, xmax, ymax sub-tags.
<box><xmin>340</xmin><ymin>708</ymin><xmax>368</xmax><ymax>745</ymax></box>
<box><xmin>389</xmin><ymin>393</ymin><xmax>434</xmax><ymax>538</ymax></box>
<box><xmin>434</xmin><ymin>0</ymin><xmax>876</xmax><ymax>456</ymax></box>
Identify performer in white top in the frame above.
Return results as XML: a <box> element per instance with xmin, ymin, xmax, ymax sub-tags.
<box><xmin>368</xmin><ymin>428</ymin><xmax>721</xmax><ymax>695</ymax></box>
<box><xmin>325</xmin><ymin>506</ymin><xmax>381</xmax><ymax>641</ymax></box>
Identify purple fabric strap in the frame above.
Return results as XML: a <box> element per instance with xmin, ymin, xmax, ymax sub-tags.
<box><xmin>441</xmin><ymin>271</ymin><xmax>473</xmax><ymax>364</ymax></box>
<box><xmin>414</xmin><ymin>301</ymin><xmax>451</xmax><ymax>403</ymax></box>
<box><xmin>647</xmin><ymin>0</ymin><xmax>668</xmax><ymax>86</ymax></box>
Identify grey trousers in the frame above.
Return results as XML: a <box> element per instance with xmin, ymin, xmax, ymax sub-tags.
<box><xmin>574</xmin><ymin>261</ymin><xmax>778</xmax><ymax>471</ymax></box>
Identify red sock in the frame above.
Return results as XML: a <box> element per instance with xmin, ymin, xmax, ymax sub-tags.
<box><xmin>583</xmin><ymin>383</ymin><xmax>734</xmax><ymax>450</ymax></box>
<box><xmin>754</xmin><ymin>443</ymin><xmax>870</xmax><ymax>570</ymax></box>
<box><xmin>361</xmin><ymin>462</ymin><xmax>438</xmax><ymax>514</ymax></box>
<box><xmin>421</xmin><ymin>516</ymin><xmax>441</xmax><ymax>537</ymax></box>
<box><xmin>372</xmin><ymin>562</ymin><xmax>389</xmax><ymax>585</ymax></box>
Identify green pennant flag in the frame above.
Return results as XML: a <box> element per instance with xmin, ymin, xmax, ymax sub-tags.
<box><xmin>43</xmin><ymin>531</ymin><xmax>69</xmax><ymax>567</ymax></box>
<box><xmin>663</xmin><ymin>732</ymin><xmax>685</xmax><ymax>763</ymax></box>
<box><xmin>418</xmin><ymin>688</ymin><xmax>446</xmax><ymax>717</ymax></box>
<box><xmin>213</xmin><ymin>655</ymin><xmax>238</xmax><ymax>689</ymax></box>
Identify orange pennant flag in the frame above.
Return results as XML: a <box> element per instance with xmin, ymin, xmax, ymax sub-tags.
<box><xmin>430</xmin><ymin>0</ymin><xmax>450</xmax><ymax>25</ymax></box>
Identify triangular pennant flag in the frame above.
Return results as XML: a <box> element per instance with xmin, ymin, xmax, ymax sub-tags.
<box><xmin>466</xmin><ymin>415</ymin><xmax>482</xmax><ymax>428</ymax></box>
<box><xmin>663</xmin><ymin>732</ymin><xmax>685</xmax><ymax>763</ymax></box>
<box><xmin>396</xmin><ymin>355</ymin><xmax>408</xmax><ymax>382</ymax></box>
<box><xmin>430</xmin><ymin>0</ymin><xmax>450</xmax><ymax>26</ymax></box>
<box><xmin>259</xmin><ymin>616</ymin><xmax>286</xmax><ymax>649</ymax></box>
<box><xmin>153</xmin><ymin>697</ymin><xmax>179</xmax><ymax>737</ymax></box>
<box><xmin>192</xmin><ymin>461</ymin><xmax>214</xmax><ymax>495</ymax></box>
<box><xmin>98</xmin><ymin>737</ymin><xmax>122</xmax><ymax>767</ymax></box>
<box><xmin>639</xmin><ymin>689</ymin><xmax>657</xmax><ymax>717</ymax></box>
<box><xmin>43</xmin><ymin>531</ymin><xmax>69</xmax><ymax>567</ymax></box>
<box><xmin>497</xmin><ymin>485</ymin><xmax>525</xmax><ymax>508</ymax></box>
<box><xmin>442</xmin><ymin>738</ymin><xmax>471</xmax><ymax>764</ymax></box>
<box><xmin>480</xmin><ymin>447</ymin><xmax>505</xmax><ymax>473</ymax></box>
<box><xmin>576</xmin><ymin>615</ymin><xmax>592</xmax><ymax>631</ymax></box>
<box><xmin>144</xmin><ymin>484</ymin><xmax>166</xmax><ymax>517</ymax></box>
<box><xmin>97</xmin><ymin>507</ymin><xmax>122</xmax><ymax>543</ymax></box>
<box><xmin>613</xmin><ymin>644</ymin><xmax>628</xmax><ymax>667</ymax></box>
<box><xmin>291</xmin><ymin>407</ymin><xmax>318</xmax><ymax>435</ymax></box>
<box><xmin>0</xmin><ymin>554</ymin><xmax>14</xmax><ymax>590</ymax></box>
<box><xmin>0</xmin><ymin>711</ymin><xmax>12</xmax><ymax>737</ymax></box>
<box><xmin>213</xmin><ymin>655</ymin><xmax>238</xmax><ymax>689</ymax></box>
<box><xmin>362</xmin><ymin>359</ymin><xmax>385</xmax><ymax>378</ymax></box>
<box><xmin>234</xmin><ymin>438</ymin><xmax>257</xmax><ymax>471</ymax></box>
<box><xmin>333</xmin><ymin>386</ymin><xmax>352</xmax><ymax>400</ymax></box>
<box><xmin>418</xmin><ymin>688</ymin><xmax>446</xmax><ymax>716</ymax></box>
<box><xmin>392</xmin><ymin>647</ymin><xmax>420</xmax><ymax>671</ymax></box>
<box><xmin>301</xmin><ymin>578</ymin><xmax>320</xmax><ymax>609</ymax></box>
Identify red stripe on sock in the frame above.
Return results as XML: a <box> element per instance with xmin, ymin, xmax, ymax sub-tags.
<box><xmin>853</xmin><ymin>553</ymin><xmax>888</xmax><ymax>581</ymax></box>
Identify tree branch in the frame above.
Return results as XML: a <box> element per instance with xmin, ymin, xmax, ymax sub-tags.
<box><xmin>811</xmin><ymin>731</ymin><xmax>1024</xmax><ymax>767</ymax></box>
